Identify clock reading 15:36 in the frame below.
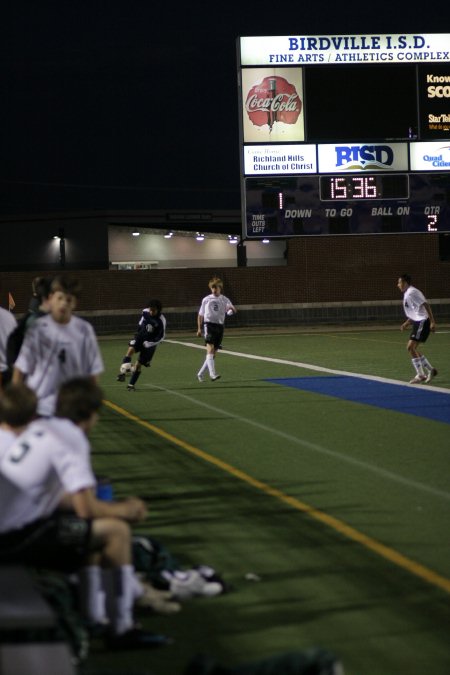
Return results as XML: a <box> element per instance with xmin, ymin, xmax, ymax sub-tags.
<box><xmin>320</xmin><ymin>174</ymin><xmax>409</xmax><ymax>201</ymax></box>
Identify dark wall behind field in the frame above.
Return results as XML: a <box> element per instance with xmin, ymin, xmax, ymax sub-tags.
<box><xmin>1</xmin><ymin>235</ymin><xmax>449</xmax><ymax>319</ymax></box>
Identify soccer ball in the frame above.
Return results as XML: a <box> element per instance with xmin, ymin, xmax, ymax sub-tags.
<box><xmin>120</xmin><ymin>362</ymin><xmax>133</xmax><ymax>376</ymax></box>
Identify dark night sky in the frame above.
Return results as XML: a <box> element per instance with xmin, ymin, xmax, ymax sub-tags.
<box><xmin>1</xmin><ymin>2</ymin><xmax>449</xmax><ymax>215</ymax></box>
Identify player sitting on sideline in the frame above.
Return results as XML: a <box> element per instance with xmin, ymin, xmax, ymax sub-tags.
<box><xmin>0</xmin><ymin>378</ymin><xmax>172</xmax><ymax>649</ymax></box>
<box><xmin>0</xmin><ymin>383</ymin><xmax>38</xmax><ymax>461</ymax></box>
<box><xmin>116</xmin><ymin>299</ymin><xmax>166</xmax><ymax>391</ymax></box>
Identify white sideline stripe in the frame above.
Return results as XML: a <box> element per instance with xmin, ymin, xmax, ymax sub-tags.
<box><xmin>165</xmin><ymin>340</ymin><xmax>450</xmax><ymax>394</ymax></box>
<box><xmin>128</xmin><ymin>338</ymin><xmax>450</xmax><ymax>502</ymax></box>
<box><xmin>143</xmin><ymin>380</ymin><xmax>450</xmax><ymax>502</ymax></box>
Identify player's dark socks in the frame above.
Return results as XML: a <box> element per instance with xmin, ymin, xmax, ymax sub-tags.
<box><xmin>129</xmin><ymin>370</ymin><xmax>141</xmax><ymax>386</ymax></box>
<box><xmin>122</xmin><ymin>356</ymin><xmax>132</xmax><ymax>364</ymax></box>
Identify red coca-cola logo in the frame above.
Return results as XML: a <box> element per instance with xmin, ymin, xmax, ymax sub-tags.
<box><xmin>245</xmin><ymin>76</ymin><xmax>302</xmax><ymax>129</ymax></box>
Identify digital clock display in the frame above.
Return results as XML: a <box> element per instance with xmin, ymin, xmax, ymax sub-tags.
<box><xmin>320</xmin><ymin>174</ymin><xmax>410</xmax><ymax>201</ymax></box>
<box><xmin>244</xmin><ymin>173</ymin><xmax>450</xmax><ymax>237</ymax></box>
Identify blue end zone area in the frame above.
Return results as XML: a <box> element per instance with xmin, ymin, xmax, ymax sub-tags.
<box><xmin>266</xmin><ymin>376</ymin><xmax>450</xmax><ymax>425</ymax></box>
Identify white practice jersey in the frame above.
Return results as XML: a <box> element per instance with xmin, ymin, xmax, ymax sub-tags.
<box><xmin>198</xmin><ymin>294</ymin><xmax>233</xmax><ymax>325</ymax></box>
<box><xmin>14</xmin><ymin>314</ymin><xmax>104</xmax><ymax>416</ymax></box>
<box><xmin>0</xmin><ymin>428</ymin><xmax>15</xmax><ymax>462</ymax></box>
<box><xmin>0</xmin><ymin>417</ymin><xmax>96</xmax><ymax>533</ymax></box>
<box><xmin>403</xmin><ymin>286</ymin><xmax>428</xmax><ymax>322</ymax></box>
<box><xmin>0</xmin><ymin>307</ymin><xmax>17</xmax><ymax>372</ymax></box>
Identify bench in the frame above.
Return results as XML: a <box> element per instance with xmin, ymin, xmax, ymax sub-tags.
<box><xmin>0</xmin><ymin>565</ymin><xmax>56</xmax><ymax>631</ymax></box>
<box><xmin>0</xmin><ymin>565</ymin><xmax>75</xmax><ymax>675</ymax></box>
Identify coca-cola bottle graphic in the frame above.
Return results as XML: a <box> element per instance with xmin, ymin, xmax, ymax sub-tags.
<box><xmin>268</xmin><ymin>78</ymin><xmax>277</xmax><ymax>132</ymax></box>
<box><xmin>245</xmin><ymin>75</ymin><xmax>302</xmax><ymax>131</ymax></box>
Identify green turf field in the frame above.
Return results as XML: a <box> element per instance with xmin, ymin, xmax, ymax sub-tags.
<box><xmin>84</xmin><ymin>327</ymin><xmax>450</xmax><ymax>675</ymax></box>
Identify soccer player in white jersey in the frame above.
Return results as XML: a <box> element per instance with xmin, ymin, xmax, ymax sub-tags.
<box><xmin>196</xmin><ymin>277</ymin><xmax>236</xmax><ymax>382</ymax></box>
<box><xmin>12</xmin><ymin>275</ymin><xmax>104</xmax><ymax>416</ymax></box>
<box><xmin>397</xmin><ymin>274</ymin><xmax>438</xmax><ymax>384</ymax></box>
<box><xmin>0</xmin><ymin>383</ymin><xmax>37</xmax><ymax>461</ymax></box>
<box><xmin>0</xmin><ymin>378</ymin><xmax>170</xmax><ymax>649</ymax></box>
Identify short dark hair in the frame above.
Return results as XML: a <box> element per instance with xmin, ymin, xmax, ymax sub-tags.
<box><xmin>32</xmin><ymin>276</ymin><xmax>53</xmax><ymax>302</ymax></box>
<box><xmin>0</xmin><ymin>384</ymin><xmax>37</xmax><ymax>427</ymax></box>
<box><xmin>148</xmin><ymin>299</ymin><xmax>162</xmax><ymax>314</ymax></box>
<box><xmin>399</xmin><ymin>274</ymin><xmax>412</xmax><ymax>285</ymax></box>
<box><xmin>55</xmin><ymin>378</ymin><xmax>103</xmax><ymax>423</ymax></box>
<box><xmin>51</xmin><ymin>275</ymin><xmax>82</xmax><ymax>298</ymax></box>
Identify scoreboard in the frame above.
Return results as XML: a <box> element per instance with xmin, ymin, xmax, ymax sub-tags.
<box><xmin>237</xmin><ymin>34</ymin><xmax>450</xmax><ymax>238</ymax></box>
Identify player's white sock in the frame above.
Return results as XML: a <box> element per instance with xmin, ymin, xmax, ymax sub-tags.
<box><xmin>130</xmin><ymin>571</ymin><xmax>144</xmax><ymax>600</ymax></box>
<box><xmin>412</xmin><ymin>357</ymin><xmax>425</xmax><ymax>376</ymax></box>
<box><xmin>103</xmin><ymin>565</ymin><xmax>135</xmax><ymax>635</ymax></box>
<box><xmin>198</xmin><ymin>360</ymin><xmax>208</xmax><ymax>377</ymax></box>
<box><xmin>206</xmin><ymin>354</ymin><xmax>216</xmax><ymax>377</ymax></box>
<box><xmin>420</xmin><ymin>355</ymin><xmax>433</xmax><ymax>372</ymax></box>
<box><xmin>79</xmin><ymin>565</ymin><xmax>107</xmax><ymax>625</ymax></box>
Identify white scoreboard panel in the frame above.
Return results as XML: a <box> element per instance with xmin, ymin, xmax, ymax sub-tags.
<box><xmin>237</xmin><ymin>34</ymin><xmax>450</xmax><ymax>238</ymax></box>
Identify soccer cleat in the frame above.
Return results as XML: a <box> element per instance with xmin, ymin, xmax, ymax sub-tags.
<box><xmin>194</xmin><ymin>565</ymin><xmax>229</xmax><ymax>593</ymax></box>
<box><xmin>211</xmin><ymin>375</ymin><xmax>221</xmax><ymax>382</ymax></box>
<box><xmin>161</xmin><ymin>569</ymin><xmax>223</xmax><ymax>601</ymax></box>
<box><xmin>116</xmin><ymin>373</ymin><xmax>126</xmax><ymax>382</ymax></box>
<box><xmin>127</xmin><ymin>384</ymin><xmax>135</xmax><ymax>391</ymax></box>
<box><xmin>409</xmin><ymin>374</ymin><xmax>426</xmax><ymax>384</ymax></box>
<box><xmin>425</xmin><ymin>367</ymin><xmax>438</xmax><ymax>384</ymax></box>
<box><xmin>197</xmin><ymin>373</ymin><xmax>204</xmax><ymax>382</ymax></box>
<box><xmin>106</xmin><ymin>626</ymin><xmax>172</xmax><ymax>650</ymax></box>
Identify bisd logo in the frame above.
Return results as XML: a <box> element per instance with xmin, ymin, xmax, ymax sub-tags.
<box><xmin>336</xmin><ymin>145</ymin><xmax>394</xmax><ymax>170</ymax></box>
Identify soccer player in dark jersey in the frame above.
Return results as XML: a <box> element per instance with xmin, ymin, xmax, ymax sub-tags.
<box><xmin>116</xmin><ymin>299</ymin><xmax>166</xmax><ymax>391</ymax></box>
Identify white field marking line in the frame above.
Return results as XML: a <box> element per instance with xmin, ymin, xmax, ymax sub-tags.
<box><xmin>132</xmin><ymin>379</ymin><xmax>450</xmax><ymax>503</ymax></box>
<box><xmin>166</xmin><ymin>340</ymin><xmax>450</xmax><ymax>394</ymax></box>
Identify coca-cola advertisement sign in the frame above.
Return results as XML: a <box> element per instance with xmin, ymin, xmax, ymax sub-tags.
<box><xmin>242</xmin><ymin>68</ymin><xmax>304</xmax><ymax>142</ymax></box>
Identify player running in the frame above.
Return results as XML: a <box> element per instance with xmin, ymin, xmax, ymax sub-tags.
<box><xmin>116</xmin><ymin>299</ymin><xmax>166</xmax><ymax>391</ymax></box>
<box><xmin>196</xmin><ymin>277</ymin><xmax>236</xmax><ymax>382</ymax></box>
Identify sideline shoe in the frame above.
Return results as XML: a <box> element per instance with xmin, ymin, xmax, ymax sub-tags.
<box><xmin>116</xmin><ymin>373</ymin><xmax>125</xmax><ymax>382</ymax></box>
<box><xmin>425</xmin><ymin>367</ymin><xmax>438</xmax><ymax>383</ymax></box>
<box><xmin>211</xmin><ymin>375</ymin><xmax>221</xmax><ymax>382</ymax></box>
<box><xmin>106</xmin><ymin>627</ymin><xmax>172</xmax><ymax>650</ymax></box>
<box><xmin>127</xmin><ymin>384</ymin><xmax>135</xmax><ymax>391</ymax></box>
<box><xmin>195</xmin><ymin>565</ymin><xmax>229</xmax><ymax>593</ymax></box>
<box><xmin>409</xmin><ymin>374</ymin><xmax>426</xmax><ymax>384</ymax></box>
<box><xmin>197</xmin><ymin>373</ymin><xmax>204</xmax><ymax>382</ymax></box>
<box><xmin>161</xmin><ymin>569</ymin><xmax>223</xmax><ymax>601</ymax></box>
<box><xmin>85</xmin><ymin>620</ymin><xmax>109</xmax><ymax>639</ymax></box>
